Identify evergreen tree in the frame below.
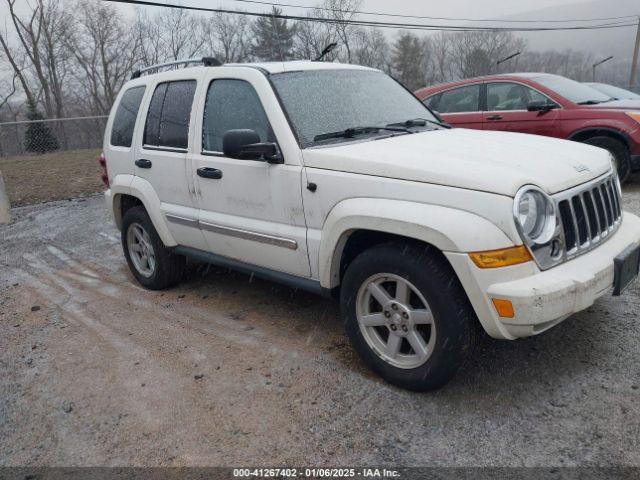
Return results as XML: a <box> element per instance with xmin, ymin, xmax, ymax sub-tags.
<box><xmin>391</xmin><ymin>32</ymin><xmax>429</xmax><ymax>91</ymax></box>
<box><xmin>24</xmin><ymin>99</ymin><xmax>59</xmax><ymax>154</ymax></box>
<box><xmin>251</xmin><ymin>7</ymin><xmax>296</xmax><ymax>61</ymax></box>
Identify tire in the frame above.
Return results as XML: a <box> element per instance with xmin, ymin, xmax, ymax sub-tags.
<box><xmin>340</xmin><ymin>243</ymin><xmax>477</xmax><ymax>391</ymax></box>
<box><xmin>582</xmin><ymin>136</ymin><xmax>631</xmax><ymax>183</ymax></box>
<box><xmin>121</xmin><ymin>206</ymin><xmax>185</xmax><ymax>290</ymax></box>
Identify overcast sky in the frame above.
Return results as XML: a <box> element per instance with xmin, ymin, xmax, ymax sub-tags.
<box><xmin>2</xmin><ymin>0</ymin><xmax>639</xmax><ymax>57</ymax></box>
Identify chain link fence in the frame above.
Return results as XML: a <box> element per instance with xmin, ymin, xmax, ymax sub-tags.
<box><xmin>0</xmin><ymin>115</ymin><xmax>108</xmax><ymax>158</ymax></box>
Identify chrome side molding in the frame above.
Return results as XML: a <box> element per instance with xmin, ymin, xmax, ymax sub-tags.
<box><xmin>165</xmin><ymin>214</ymin><xmax>298</xmax><ymax>250</ymax></box>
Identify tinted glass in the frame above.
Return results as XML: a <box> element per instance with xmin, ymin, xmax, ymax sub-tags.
<box><xmin>534</xmin><ymin>75</ymin><xmax>610</xmax><ymax>104</ymax></box>
<box><xmin>437</xmin><ymin>85</ymin><xmax>480</xmax><ymax>113</ymax></box>
<box><xmin>143</xmin><ymin>82</ymin><xmax>167</xmax><ymax>147</ymax></box>
<box><xmin>143</xmin><ymin>80</ymin><xmax>196</xmax><ymax>149</ymax></box>
<box><xmin>270</xmin><ymin>70</ymin><xmax>437</xmax><ymax>148</ymax></box>
<box><xmin>423</xmin><ymin>94</ymin><xmax>441</xmax><ymax>111</ymax></box>
<box><xmin>202</xmin><ymin>79</ymin><xmax>274</xmax><ymax>153</ymax></box>
<box><xmin>111</xmin><ymin>86</ymin><xmax>145</xmax><ymax>147</ymax></box>
<box><xmin>486</xmin><ymin>82</ymin><xmax>553</xmax><ymax>111</ymax></box>
<box><xmin>160</xmin><ymin>80</ymin><xmax>197</xmax><ymax>149</ymax></box>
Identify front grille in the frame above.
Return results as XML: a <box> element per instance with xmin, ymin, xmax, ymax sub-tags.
<box><xmin>556</xmin><ymin>173</ymin><xmax>622</xmax><ymax>258</ymax></box>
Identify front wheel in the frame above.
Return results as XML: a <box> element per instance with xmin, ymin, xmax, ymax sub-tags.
<box><xmin>340</xmin><ymin>243</ymin><xmax>477</xmax><ymax>391</ymax></box>
<box><xmin>582</xmin><ymin>136</ymin><xmax>631</xmax><ymax>183</ymax></box>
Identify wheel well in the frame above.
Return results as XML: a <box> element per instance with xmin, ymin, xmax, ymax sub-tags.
<box><xmin>338</xmin><ymin>230</ymin><xmax>450</xmax><ymax>283</ymax></box>
<box><xmin>114</xmin><ymin>194</ymin><xmax>144</xmax><ymax>229</ymax></box>
<box><xmin>570</xmin><ymin>128</ymin><xmax>629</xmax><ymax>149</ymax></box>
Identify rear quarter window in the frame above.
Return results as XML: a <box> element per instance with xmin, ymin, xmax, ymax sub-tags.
<box><xmin>110</xmin><ymin>86</ymin><xmax>146</xmax><ymax>147</ymax></box>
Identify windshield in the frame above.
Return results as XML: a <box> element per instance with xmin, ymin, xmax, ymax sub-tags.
<box><xmin>534</xmin><ymin>74</ymin><xmax>611</xmax><ymax>104</ymax></box>
<box><xmin>270</xmin><ymin>69</ymin><xmax>438</xmax><ymax>147</ymax></box>
<box><xmin>585</xmin><ymin>83</ymin><xmax>640</xmax><ymax>100</ymax></box>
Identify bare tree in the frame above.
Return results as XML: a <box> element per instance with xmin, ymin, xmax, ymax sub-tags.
<box><xmin>294</xmin><ymin>15</ymin><xmax>335</xmax><ymax>61</ymax></box>
<box><xmin>66</xmin><ymin>0</ymin><xmax>140</xmax><ymax>115</ymax></box>
<box><xmin>321</xmin><ymin>0</ymin><xmax>362</xmax><ymax>63</ymax></box>
<box><xmin>352</xmin><ymin>28</ymin><xmax>391</xmax><ymax>72</ymax></box>
<box><xmin>135</xmin><ymin>7</ymin><xmax>208</xmax><ymax>66</ymax></box>
<box><xmin>429</xmin><ymin>32</ymin><xmax>454</xmax><ymax>83</ymax></box>
<box><xmin>206</xmin><ymin>13</ymin><xmax>252</xmax><ymax>63</ymax></box>
<box><xmin>0</xmin><ymin>0</ymin><xmax>71</xmax><ymax>117</ymax></box>
<box><xmin>448</xmin><ymin>31</ymin><xmax>526</xmax><ymax>79</ymax></box>
<box><xmin>518</xmin><ymin>49</ymin><xmax>594</xmax><ymax>81</ymax></box>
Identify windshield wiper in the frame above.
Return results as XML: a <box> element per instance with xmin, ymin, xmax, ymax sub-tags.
<box><xmin>313</xmin><ymin>125</ymin><xmax>411</xmax><ymax>142</ymax></box>
<box><xmin>578</xmin><ymin>99</ymin><xmax>610</xmax><ymax>105</ymax></box>
<box><xmin>387</xmin><ymin>117</ymin><xmax>450</xmax><ymax>129</ymax></box>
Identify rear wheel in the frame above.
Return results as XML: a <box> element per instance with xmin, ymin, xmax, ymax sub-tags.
<box><xmin>121</xmin><ymin>206</ymin><xmax>185</xmax><ymax>290</ymax></box>
<box><xmin>582</xmin><ymin>136</ymin><xmax>631</xmax><ymax>183</ymax></box>
<box><xmin>340</xmin><ymin>243</ymin><xmax>477</xmax><ymax>391</ymax></box>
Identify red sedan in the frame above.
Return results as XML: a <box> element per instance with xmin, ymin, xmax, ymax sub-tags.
<box><xmin>415</xmin><ymin>73</ymin><xmax>640</xmax><ymax>182</ymax></box>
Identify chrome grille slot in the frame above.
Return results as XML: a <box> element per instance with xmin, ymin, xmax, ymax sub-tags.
<box><xmin>592</xmin><ymin>188</ymin><xmax>607</xmax><ymax>235</ymax></box>
<box><xmin>554</xmin><ymin>172</ymin><xmax>622</xmax><ymax>262</ymax></box>
<box><xmin>600</xmin><ymin>184</ymin><xmax>614</xmax><ymax>227</ymax></box>
<box><xmin>571</xmin><ymin>196</ymin><xmax>589</xmax><ymax>246</ymax></box>
<box><xmin>558</xmin><ymin>200</ymin><xmax>577</xmax><ymax>251</ymax></box>
<box><xmin>583</xmin><ymin>192</ymin><xmax>599</xmax><ymax>240</ymax></box>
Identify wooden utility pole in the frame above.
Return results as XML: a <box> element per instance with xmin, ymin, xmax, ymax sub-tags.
<box><xmin>631</xmin><ymin>16</ymin><xmax>640</xmax><ymax>89</ymax></box>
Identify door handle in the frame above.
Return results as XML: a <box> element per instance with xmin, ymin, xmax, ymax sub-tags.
<box><xmin>197</xmin><ymin>167</ymin><xmax>223</xmax><ymax>180</ymax></box>
<box><xmin>487</xmin><ymin>115</ymin><xmax>503</xmax><ymax>121</ymax></box>
<box><xmin>135</xmin><ymin>158</ymin><xmax>152</xmax><ymax>169</ymax></box>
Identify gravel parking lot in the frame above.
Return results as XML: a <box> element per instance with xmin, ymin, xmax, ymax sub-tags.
<box><xmin>1</xmin><ymin>182</ymin><xmax>640</xmax><ymax>467</ymax></box>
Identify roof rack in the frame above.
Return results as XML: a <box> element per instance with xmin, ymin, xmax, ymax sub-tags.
<box><xmin>131</xmin><ymin>56</ymin><xmax>222</xmax><ymax>79</ymax></box>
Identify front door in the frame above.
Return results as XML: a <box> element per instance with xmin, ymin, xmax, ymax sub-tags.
<box><xmin>134</xmin><ymin>77</ymin><xmax>207</xmax><ymax>251</ymax></box>
<box><xmin>483</xmin><ymin>82</ymin><xmax>560</xmax><ymax>137</ymax></box>
<box><xmin>191</xmin><ymin>77</ymin><xmax>310</xmax><ymax>277</ymax></box>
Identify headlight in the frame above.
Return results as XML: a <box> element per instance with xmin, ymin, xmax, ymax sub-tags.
<box><xmin>626</xmin><ymin>112</ymin><xmax>640</xmax><ymax>124</ymax></box>
<box><xmin>514</xmin><ymin>186</ymin><xmax>556</xmax><ymax>244</ymax></box>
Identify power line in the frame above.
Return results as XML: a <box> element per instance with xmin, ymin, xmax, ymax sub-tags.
<box><xmin>226</xmin><ymin>0</ymin><xmax>640</xmax><ymax>25</ymax></box>
<box><xmin>103</xmin><ymin>0</ymin><xmax>639</xmax><ymax>33</ymax></box>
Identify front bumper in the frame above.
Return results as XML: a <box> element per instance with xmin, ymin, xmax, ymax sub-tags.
<box><xmin>446</xmin><ymin>212</ymin><xmax>640</xmax><ymax>339</ymax></box>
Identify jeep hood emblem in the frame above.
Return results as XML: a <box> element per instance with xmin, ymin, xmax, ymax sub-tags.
<box><xmin>574</xmin><ymin>164</ymin><xmax>590</xmax><ymax>173</ymax></box>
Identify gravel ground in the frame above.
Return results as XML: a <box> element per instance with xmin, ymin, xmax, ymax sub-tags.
<box><xmin>1</xmin><ymin>182</ymin><xmax>640</xmax><ymax>467</ymax></box>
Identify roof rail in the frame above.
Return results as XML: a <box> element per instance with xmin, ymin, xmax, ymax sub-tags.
<box><xmin>131</xmin><ymin>56</ymin><xmax>222</xmax><ymax>79</ymax></box>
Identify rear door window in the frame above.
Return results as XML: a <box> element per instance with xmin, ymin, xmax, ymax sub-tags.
<box><xmin>143</xmin><ymin>80</ymin><xmax>197</xmax><ymax>150</ymax></box>
<box><xmin>110</xmin><ymin>86</ymin><xmax>146</xmax><ymax>147</ymax></box>
<box><xmin>435</xmin><ymin>85</ymin><xmax>481</xmax><ymax>113</ymax></box>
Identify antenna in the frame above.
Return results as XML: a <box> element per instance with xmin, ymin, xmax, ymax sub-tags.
<box><xmin>314</xmin><ymin>42</ymin><xmax>338</xmax><ymax>62</ymax></box>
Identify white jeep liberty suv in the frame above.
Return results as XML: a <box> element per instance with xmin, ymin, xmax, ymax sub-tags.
<box><xmin>102</xmin><ymin>58</ymin><xmax>640</xmax><ymax>391</ymax></box>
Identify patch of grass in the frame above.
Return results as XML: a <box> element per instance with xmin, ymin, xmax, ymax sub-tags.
<box><xmin>0</xmin><ymin>148</ymin><xmax>104</xmax><ymax>206</ymax></box>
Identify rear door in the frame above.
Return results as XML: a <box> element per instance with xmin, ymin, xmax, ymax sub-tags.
<box><xmin>134</xmin><ymin>76</ymin><xmax>207</xmax><ymax>251</ymax></box>
<box><xmin>424</xmin><ymin>84</ymin><xmax>483</xmax><ymax>129</ymax></box>
<box><xmin>483</xmin><ymin>81</ymin><xmax>560</xmax><ymax>136</ymax></box>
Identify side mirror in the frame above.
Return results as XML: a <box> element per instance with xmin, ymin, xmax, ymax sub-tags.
<box><xmin>526</xmin><ymin>101</ymin><xmax>558</xmax><ymax>112</ymax></box>
<box><xmin>432</xmin><ymin>111</ymin><xmax>445</xmax><ymax>123</ymax></box>
<box><xmin>222</xmin><ymin>129</ymin><xmax>283</xmax><ymax>163</ymax></box>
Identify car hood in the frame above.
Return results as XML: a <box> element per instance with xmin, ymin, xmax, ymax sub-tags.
<box><xmin>585</xmin><ymin>99</ymin><xmax>640</xmax><ymax>110</ymax></box>
<box><xmin>301</xmin><ymin>128</ymin><xmax>612</xmax><ymax>197</ymax></box>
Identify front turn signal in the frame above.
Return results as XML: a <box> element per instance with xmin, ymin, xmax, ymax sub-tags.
<box><xmin>469</xmin><ymin>245</ymin><xmax>532</xmax><ymax>269</ymax></box>
<box><xmin>492</xmin><ymin>299</ymin><xmax>515</xmax><ymax>318</ymax></box>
